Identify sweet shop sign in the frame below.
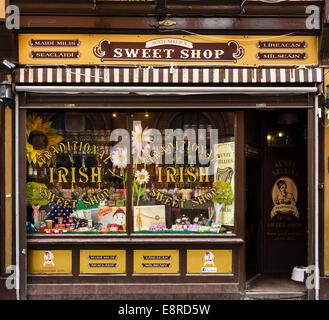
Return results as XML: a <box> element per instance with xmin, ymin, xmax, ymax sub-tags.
<box><xmin>19</xmin><ymin>34</ymin><xmax>318</xmax><ymax>66</ymax></box>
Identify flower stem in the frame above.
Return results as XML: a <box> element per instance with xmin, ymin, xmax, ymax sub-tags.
<box><xmin>108</xmin><ymin>168</ymin><xmax>124</xmax><ymax>180</ymax></box>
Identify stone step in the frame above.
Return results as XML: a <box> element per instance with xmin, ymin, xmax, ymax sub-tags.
<box><xmin>243</xmin><ymin>291</ymin><xmax>307</xmax><ymax>300</ymax></box>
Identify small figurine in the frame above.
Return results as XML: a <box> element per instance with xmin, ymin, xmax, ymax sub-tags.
<box><xmin>110</xmin><ymin>208</ymin><xmax>126</xmax><ymax>231</ymax></box>
<box><xmin>180</xmin><ymin>214</ymin><xmax>191</xmax><ymax>226</ymax></box>
<box><xmin>174</xmin><ymin>217</ymin><xmax>182</xmax><ymax>225</ymax></box>
<box><xmin>193</xmin><ymin>213</ymin><xmax>207</xmax><ymax>226</ymax></box>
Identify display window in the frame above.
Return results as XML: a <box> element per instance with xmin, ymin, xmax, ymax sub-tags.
<box><xmin>26</xmin><ymin>110</ymin><xmax>235</xmax><ymax>235</ymax></box>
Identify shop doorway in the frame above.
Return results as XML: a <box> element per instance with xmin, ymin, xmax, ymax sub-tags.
<box><xmin>245</xmin><ymin>156</ymin><xmax>262</xmax><ymax>281</ymax></box>
<box><xmin>245</xmin><ymin>109</ymin><xmax>308</xmax><ymax>298</ymax></box>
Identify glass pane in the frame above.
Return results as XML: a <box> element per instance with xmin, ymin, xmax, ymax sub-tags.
<box><xmin>132</xmin><ymin>111</ymin><xmax>235</xmax><ymax>234</ymax></box>
<box><xmin>26</xmin><ymin>111</ymin><xmax>127</xmax><ymax>234</ymax></box>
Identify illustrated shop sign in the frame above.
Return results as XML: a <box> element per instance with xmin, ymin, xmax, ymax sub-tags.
<box><xmin>93</xmin><ymin>38</ymin><xmax>245</xmax><ymax>63</ymax></box>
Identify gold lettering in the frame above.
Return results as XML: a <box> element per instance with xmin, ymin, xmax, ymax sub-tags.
<box><xmin>157</xmin><ymin>166</ymin><xmax>162</xmax><ymax>183</ymax></box>
<box><xmin>91</xmin><ymin>167</ymin><xmax>102</xmax><ymax>183</ymax></box>
<box><xmin>43</xmin><ymin>151</ymin><xmax>52</xmax><ymax>160</ymax></box>
<box><xmin>103</xmin><ymin>155</ymin><xmax>111</xmax><ymax>165</ymax></box>
<box><xmin>37</xmin><ymin>156</ymin><xmax>47</xmax><ymax>165</ymax></box>
<box><xmin>79</xmin><ymin>167</ymin><xmax>89</xmax><ymax>183</ymax></box>
<box><xmin>179</xmin><ymin>167</ymin><xmax>184</xmax><ymax>183</ymax></box>
<box><xmin>171</xmin><ymin>198</ymin><xmax>178</xmax><ymax>208</ymax></box>
<box><xmin>179</xmin><ymin>199</ymin><xmax>186</xmax><ymax>208</ymax></box>
<box><xmin>56</xmin><ymin>197</ymin><xmax>64</xmax><ymax>206</ymax></box>
<box><xmin>72</xmin><ymin>141</ymin><xmax>78</xmax><ymax>153</ymax></box>
<box><xmin>49</xmin><ymin>145</ymin><xmax>60</xmax><ymax>155</ymax></box>
<box><xmin>72</xmin><ymin>200</ymin><xmax>77</xmax><ymax>210</ymax></box>
<box><xmin>155</xmin><ymin>191</ymin><xmax>164</xmax><ymax>202</ymax></box>
<box><xmin>187</xmin><ymin>167</ymin><xmax>196</xmax><ymax>182</ymax></box>
<box><xmin>84</xmin><ymin>143</ymin><xmax>91</xmax><ymax>153</ymax></box>
<box><xmin>57</xmin><ymin>167</ymin><xmax>68</xmax><ymax>183</ymax></box>
<box><xmin>71</xmin><ymin>167</ymin><xmax>76</xmax><ymax>183</ymax></box>
<box><xmin>98</xmin><ymin>151</ymin><xmax>105</xmax><ymax>160</ymax></box>
<box><xmin>197</xmin><ymin>195</ymin><xmax>207</xmax><ymax>205</ymax></box>
<box><xmin>63</xmin><ymin>199</ymin><xmax>71</xmax><ymax>208</ymax></box>
<box><xmin>102</xmin><ymin>189</ymin><xmax>111</xmax><ymax>198</ymax></box>
<box><xmin>150</xmin><ymin>189</ymin><xmax>156</xmax><ymax>197</ymax></box>
<box><xmin>199</xmin><ymin>167</ymin><xmax>209</xmax><ymax>182</ymax></box>
<box><xmin>166</xmin><ymin>167</ymin><xmax>176</xmax><ymax>183</ymax></box>
<box><xmin>164</xmin><ymin>196</ymin><xmax>172</xmax><ymax>206</ymax></box>
<box><xmin>49</xmin><ymin>167</ymin><xmax>55</xmax><ymax>183</ymax></box>
<box><xmin>89</xmin><ymin>195</ymin><xmax>98</xmax><ymax>206</ymax></box>
<box><xmin>58</xmin><ymin>143</ymin><xmax>66</xmax><ymax>153</ymax></box>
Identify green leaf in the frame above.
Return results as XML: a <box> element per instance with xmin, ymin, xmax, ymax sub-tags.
<box><xmin>26</xmin><ymin>182</ymin><xmax>50</xmax><ymax>207</ymax></box>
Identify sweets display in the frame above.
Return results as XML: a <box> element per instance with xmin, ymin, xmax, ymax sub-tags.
<box><xmin>28</xmin><ymin>189</ymin><xmax>127</xmax><ymax>234</ymax></box>
<box><xmin>28</xmin><ymin>192</ymin><xmax>224</xmax><ymax>234</ymax></box>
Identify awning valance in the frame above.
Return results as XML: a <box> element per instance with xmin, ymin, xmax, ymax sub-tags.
<box><xmin>14</xmin><ymin>66</ymin><xmax>323</xmax><ymax>85</ymax></box>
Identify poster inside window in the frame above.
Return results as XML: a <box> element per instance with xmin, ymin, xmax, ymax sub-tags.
<box><xmin>26</xmin><ymin>110</ymin><xmax>235</xmax><ymax>235</ymax></box>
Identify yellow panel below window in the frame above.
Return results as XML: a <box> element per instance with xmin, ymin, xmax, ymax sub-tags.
<box><xmin>28</xmin><ymin>250</ymin><xmax>72</xmax><ymax>274</ymax></box>
<box><xmin>80</xmin><ymin>250</ymin><xmax>126</xmax><ymax>274</ymax></box>
<box><xmin>187</xmin><ymin>249</ymin><xmax>232</xmax><ymax>274</ymax></box>
<box><xmin>134</xmin><ymin>250</ymin><xmax>179</xmax><ymax>274</ymax></box>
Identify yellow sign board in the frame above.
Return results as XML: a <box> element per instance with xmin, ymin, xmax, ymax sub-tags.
<box><xmin>28</xmin><ymin>250</ymin><xmax>72</xmax><ymax>274</ymax></box>
<box><xmin>187</xmin><ymin>249</ymin><xmax>232</xmax><ymax>274</ymax></box>
<box><xmin>0</xmin><ymin>0</ymin><xmax>5</xmax><ymax>20</ymax></box>
<box><xmin>80</xmin><ymin>250</ymin><xmax>126</xmax><ymax>274</ymax></box>
<box><xmin>19</xmin><ymin>34</ymin><xmax>318</xmax><ymax>66</ymax></box>
<box><xmin>133</xmin><ymin>250</ymin><xmax>179</xmax><ymax>274</ymax></box>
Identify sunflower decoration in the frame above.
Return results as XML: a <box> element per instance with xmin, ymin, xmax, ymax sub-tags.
<box><xmin>26</xmin><ymin>114</ymin><xmax>63</xmax><ymax>166</ymax></box>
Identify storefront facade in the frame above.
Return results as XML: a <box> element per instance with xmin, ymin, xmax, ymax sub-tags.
<box><xmin>1</xmin><ymin>0</ymin><xmax>329</xmax><ymax>300</ymax></box>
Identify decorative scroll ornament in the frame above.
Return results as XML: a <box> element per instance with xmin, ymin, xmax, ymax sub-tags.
<box><xmin>229</xmin><ymin>40</ymin><xmax>245</xmax><ymax>60</ymax></box>
<box><xmin>93</xmin><ymin>39</ymin><xmax>110</xmax><ymax>58</ymax></box>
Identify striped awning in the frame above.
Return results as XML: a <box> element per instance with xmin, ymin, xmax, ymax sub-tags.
<box><xmin>14</xmin><ymin>66</ymin><xmax>323</xmax><ymax>85</ymax></box>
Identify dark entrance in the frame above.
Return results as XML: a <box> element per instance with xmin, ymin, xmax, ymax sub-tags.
<box><xmin>245</xmin><ymin>109</ymin><xmax>308</xmax><ymax>290</ymax></box>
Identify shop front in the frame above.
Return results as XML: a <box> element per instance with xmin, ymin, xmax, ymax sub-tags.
<box><xmin>12</xmin><ymin>33</ymin><xmax>322</xmax><ymax>300</ymax></box>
